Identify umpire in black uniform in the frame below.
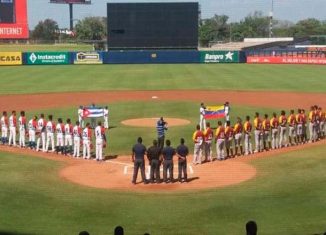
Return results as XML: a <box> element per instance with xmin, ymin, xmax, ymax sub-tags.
<box><xmin>176</xmin><ymin>138</ymin><xmax>189</xmax><ymax>183</ymax></box>
<box><xmin>147</xmin><ymin>140</ymin><xmax>161</xmax><ymax>183</ymax></box>
<box><xmin>131</xmin><ymin>137</ymin><xmax>147</xmax><ymax>184</ymax></box>
<box><xmin>162</xmin><ymin>139</ymin><xmax>175</xmax><ymax>183</ymax></box>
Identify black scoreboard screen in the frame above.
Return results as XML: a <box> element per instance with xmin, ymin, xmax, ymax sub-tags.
<box><xmin>107</xmin><ymin>2</ymin><xmax>198</xmax><ymax>50</ymax></box>
<box><xmin>0</xmin><ymin>0</ymin><xmax>15</xmax><ymax>23</ymax></box>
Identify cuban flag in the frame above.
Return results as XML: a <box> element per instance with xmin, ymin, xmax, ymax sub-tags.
<box><xmin>83</xmin><ymin>107</ymin><xmax>104</xmax><ymax>118</ymax></box>
<box><xmin>204</xmin><ymin>105</ymin><xmax>226</xmax><ymax>119</ymax></box>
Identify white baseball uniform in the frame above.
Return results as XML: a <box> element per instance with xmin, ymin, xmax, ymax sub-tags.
<box><xmin>36</xmin><ymin>118</ymin><xmax>46</xmax><ymax>152</ymax></box>
<box><xmin>103</xmin><ymin>108</ymin><xmax>109</xmax><ymax>129</ymax></box>
<box><xmin>18</xmin><ymin>116</ymin><xmax>26</xmax><ymax>147</ymax></box>
<box><xmin>95</xmin><ymin>125</ymin><xmax>105</xmax><ymax>161</ymax></box>
<box><xmin>28</xmin><ymin>119</ymin><xmax>37</xmax><ymax>147</ymax></box>
<box><xmin>73</xmin><ymin>125</ymin><xmax>82</xmax><ymax>157</ymax></box>
<box><xmin>8</xmin><ymin>115</ymin><xmax>17</xmax><ymax>146</ymax></box>
<box><xmin>45</xmin><ymin>121</ymin><xmax>55</xmax><ymax>152</ymax></box>
<box><xmin>82</xmin><ymin>127</ymin><xmax>91</xmax><ymax>159</ymax></box>
<box><xmin>64</xmin><ymin>123</ymin><xmax>73</xmax><ymax>153</ymax></box>
<box><xmin>1</xmin><ymin>116</ymin><xmax>8</xmax><ymax>143</ymax></box>
<box><xmin>199</xmin><ymin>107</ymin><xmax>206</xmax><ymax>131</ymax></box>
<box><xmin>56</xmin><ymin>123</ymin><xmax>65</xmax><ymax>150</ymax></box>
<box><xmin>78</xmin><ymin>108</ymin><xmax>84</xmax><ymax>128</ymax></box>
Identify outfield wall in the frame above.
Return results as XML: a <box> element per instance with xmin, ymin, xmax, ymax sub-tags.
<box><xmin>0</xmin><ymin>50</ymin><xmax>246</xmax><ymax>65</ymax></box>
<box><xmin>1</xmin><ymin>50</ymin><xmax>325</xmax><ymax>65</ymax></box>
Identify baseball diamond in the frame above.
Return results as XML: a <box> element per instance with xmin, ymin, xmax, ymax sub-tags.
<box><xmin>0</xmin><ymin>63</ymin><xmax>325</xmax><ymax>235</ymax></box>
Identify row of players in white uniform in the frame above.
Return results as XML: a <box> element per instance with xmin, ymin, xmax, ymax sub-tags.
<box><xmin>0</xmin><ymin>111</ymin><xmax>108</xmax><ymax>161</ymax></box>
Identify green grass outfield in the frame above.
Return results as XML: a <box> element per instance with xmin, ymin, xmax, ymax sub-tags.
<box><xmin>0</xmin><ymin>43</ymin><xmax>93</xmax><ymax>52</ymax></box>
<box><xmin>0</xmin><ymin>64</ymin><xmax>325</xmax><ymax>94</ymax></box>
<box><xmin>0</xmin><ymin>145</ymin><xmax>325</xmax><ymax>235</ymax></box>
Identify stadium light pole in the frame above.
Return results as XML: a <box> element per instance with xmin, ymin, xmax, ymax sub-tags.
<box><xmin>69</xmin><ymin>3</ymin><xmax>74</xmax><ymax>31</ymax></box>
<box><xmin>269</xmin><ymin>0</ymin><xmax>274</xmax><ymax>38</ymax></box>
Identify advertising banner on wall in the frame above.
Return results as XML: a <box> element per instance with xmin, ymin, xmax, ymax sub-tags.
<box><xmin>200</xmin><ymin>51</ymin><xmax>240</xmax><ymax>63</ymax></box>
<box><xmin>0</xmin><ymin>0</ymin><xmax>29</xmax><ymax>39</ymax></box>
<box><xmin>74</xmin><ymin>52</ymin><xmax>103</xmax><ymax>64</ymax></box>
<box><xmin>247</xmin><ymin>56</ymin><xmax>326</xmax><ymax>65</ymax></box>
<box><xmin>0</xmin><ymin>52</ymin><xmax>22</xmax><ymax>65</ymax></box>
<box><xmin>25</xmin><ymin>52</ymin><xmax>70</xmax><ymax>65</ymax></box>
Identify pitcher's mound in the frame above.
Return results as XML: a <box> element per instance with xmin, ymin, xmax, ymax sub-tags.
<box><xmin>121</xmin><ymin>118</ymin><xmax>190</xmax><ymax>127</ymax></box>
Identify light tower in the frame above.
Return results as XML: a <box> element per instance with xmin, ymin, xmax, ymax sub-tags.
<box><xmin>50</xmin><ymin>0</ymin><xmax>91</xmax><ymax>31</ymax></box>
<box><xmin>269</xmin><ymin>0</ymin><xmax>274</xmax><ymax>38</ymax></box>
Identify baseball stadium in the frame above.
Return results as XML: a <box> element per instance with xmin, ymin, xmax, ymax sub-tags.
<box><xmin>0</xmin><ymin>0</ymin><xmax>326</xmax><ymax>235</ymax></box>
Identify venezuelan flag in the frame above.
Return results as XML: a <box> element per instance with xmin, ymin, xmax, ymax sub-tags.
<box><xmin>204</xmin><ymin>105</ymin><xmax>225</xmax><ymax>119</ymax></box>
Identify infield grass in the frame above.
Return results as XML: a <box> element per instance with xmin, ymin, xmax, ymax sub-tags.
<box><xmin>0</xmin><ymin>144</ymin><xmax>325</xmax><ymax>235</ymax></box>
<box><xmin>0</xmin><ymin>64</ymin><xmax>325</xmax><ymax>94</ymax></box>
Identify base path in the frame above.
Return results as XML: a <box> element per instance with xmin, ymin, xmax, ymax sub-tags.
<box><xmin>1</xmin><ymin>90</ymin><xmax>325</xmax><ymax>111</ymax></box>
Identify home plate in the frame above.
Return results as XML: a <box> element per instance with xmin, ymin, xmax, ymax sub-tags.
<box><xmin>151</xmin><ymin>96</ymin><xmax>158</xmax><ymax>99</ymax></box>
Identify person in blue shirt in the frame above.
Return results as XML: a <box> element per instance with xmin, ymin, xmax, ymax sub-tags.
<box><xmin>131</xmin><ymin>137</ymin><xmax>148</xmax><ymax>184</ymax></box>
<box><xmin>162</xmin><ymin>139</ymin><xmax>175</xmax><ymax>183</ymax></box>
<box><xmin>156</xmin><ymin>117</ymin><xmax>168</xmax><ymax>150</ymax></box>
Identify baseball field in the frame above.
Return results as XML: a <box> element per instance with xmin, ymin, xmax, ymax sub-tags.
<box><xmin>0</xmin><ymin>54</ymin><xmax>326</xmax><ymax>235</ymax></box>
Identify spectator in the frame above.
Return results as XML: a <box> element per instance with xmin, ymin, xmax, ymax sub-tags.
<box><xmin>114</xmin><ymin>226</ymin><xmax>124</xmax><ymax>235</ymax></box>
<box><xmin>246</xmin><ymin>220</ymin><xmax>257</xmax><ymax>235</ymax></box>
<box><xmin>79</xmin><ymin>231</ymin><xmax>89</xmax><ymax>235</ymax></box>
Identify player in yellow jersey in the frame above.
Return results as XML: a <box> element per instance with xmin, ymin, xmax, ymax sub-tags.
<box><xmin>279</xmin><ymin>110</ymin><xmax>287</xmax><ymax>148</ymax></box>
<box><xmin>270</xmin><ymin>112</ymin><xmax>279</xmax><ymax>149</ymax></box>
<box><xmin>234</xmin><ymin>117</ymin><xmax>243</xmax><ymax>156</ymax></box>
<box><xmin>262</xmin><ymin>114</ymin><xmax>271</xmax><ymax>151</ymax></box>
<box><xmin>244</xmin><ymin>116</ymin><xmax>253</xmax><ymax>155</ymax></box>
<box><xmin>253</xmin><ymin>112</ymin><xmax>263</xmax><ymax>153</ymax></box>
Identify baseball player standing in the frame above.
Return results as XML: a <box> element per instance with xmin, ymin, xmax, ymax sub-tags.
<box><xmin>301</xmin><ymin>109</ymin><xmax>307</xmax><ymax>143</ymax></box>
<box><xmin>225</xmin><ymin>121</ymin><xmax>234</xmax><ymax>158</ymax></box>
<box><xmin>296</xmin><ymin>109</ymin><xmax>304</xmax><ymax>144</ymax></box>
<box><xmin>45</xmin><ymin>115</ymin><xmax>56</xmax><ymax>153</ymax></box>
<box><xmin>1</xmin><ymin>111</ymin><xmax>8</xmax><ymax>145</ymax></box>
<box><xmin>73</xmin><ymin>121</ymin><xmax>82</xmax><ymax>158</ymax></box>
<box><xmin>253</xmin><ymin>112</ymin><xmax>263</xmax><ymax>153</ymax></box>
<box><xmin>278</xmin><ymin>110</ymin><xmax>287</xmax><ymax>148</ymax></box>
<box><xmin>36</xmin><ymin>114</ymin><xmax>46</xmax><ymax>152</ymax></box>
<box><xmin>270</xmin><ymin>112</ymin><xmax>279</xmax><ymax>149</ymax></box>
<box><xmin>18</xmin><ymin>111</ymin><xmax>27</xmax><ymax>148</ymax></box>
<box><xmin>262</xmin><ymin>114</ymin><xmax>271</xmax><ymax>151</ymax></box>
<box><xmin>224</xmin><ymin>101</ymin><xmax>231</xmax><ymax>122</ymax></box>
<box><xmin>103</xmin><ymin>106</ymin><xmax>109</xmax><ymax>129</ymax></box>
<box><xmin>234</xmin><ymin>117</ymin><xmax>243</xmax><ymax>156</ymax></box>
<box><xmin>28</xmin><ymin>116</ymin><xmax>37</xmax><ymax>149</ymax></box>
<box><xmin>288</xmin><ymin>110</ymin><xmax>297</xmax><ymax>146</ymax></box>
<box><xmin>199</xmin><ymin>103</ymin><xmax>206</xmax><ymax>131</ymax></box>
<box><xmin>319</xmin><ymin>107</ymin><xmax>325</xmax><ymax>139</ymax></box>
<box><xmin>94</xmin><ymin>121</ymin><xmax>106</xmax><ymax>161</ymax></box>
<box><xmin>78</xmin><ymin>106</ymin><xmax>84</xmax><ymax>128</ymax></box>
<box><xmin>64</xmin><ymin>118</ymin><xmax>73</xmax><ymax>155</ymax></box>
<box><xmin>244</xmin><ymin>116</ymin><xmax>253</xmax><ymax>155</ymax></box>
<box><xmin>56</xmin><ymin>118</ymin><xmax>65</xmax><ymax>154</ymax></box>
<box><xmin>192</xmin><ymin>124</ymin><xmax>204</xmax><ymax>164</ymax></box>
<box><xmin>308</xmin><ymin>106</ymin><xmax>316</xmax><ymax>143</ymax></box>
<box><xmin>156</xmin><ymin>117</ymin><xmax>168</xmax><ymax>150</ymax></box>
<box><xmin>82</xmin><ymin>123</ymin><xmax>92</xmax><ymax>159</ymax></box>
<box><xmin>8</xmin><ymin>111</ymin><xmax>17</xmax><ymax>147</ymax></box>
<box><xmin>204</xmin><ymin>122</ymin><xmax>213</xmax><ymax>162</ymax></box>
<box><xmin>215</xmin><ymin>121</ymin><xmax>225</xmax><ymax>160</ymax></box>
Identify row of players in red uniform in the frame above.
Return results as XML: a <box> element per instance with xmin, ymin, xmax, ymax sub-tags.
<box><xmin>0</xmin><ymin>111</ymin><xmax>107</xmax><ymax>161</ymax></box>
<box><xmin>192</xmin><ymin>105</ymin><xmax>325</xmax><ymax>163</ymax></box>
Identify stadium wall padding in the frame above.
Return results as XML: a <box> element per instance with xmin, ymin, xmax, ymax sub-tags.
<box><xmin>102</xmin><ymin>50</ymin><xmax>199</xmax><ymax>64</ymax></box>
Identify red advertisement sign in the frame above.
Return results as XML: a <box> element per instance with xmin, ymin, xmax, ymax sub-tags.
<box><xmin>0</xmin><ymin>0</ymin><xmax>29</xmax><ymax>39</ymax></box>
<box><xmin>247</xmin><ymin>56</ymin><xmax>326</xmax><ymax>65</ymax></box>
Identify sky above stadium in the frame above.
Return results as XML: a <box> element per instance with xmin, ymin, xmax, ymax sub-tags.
<box><xmin>28</xmin><ymin>0</ymin><xmax>326</xmax><ymax>29</ymax></box>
